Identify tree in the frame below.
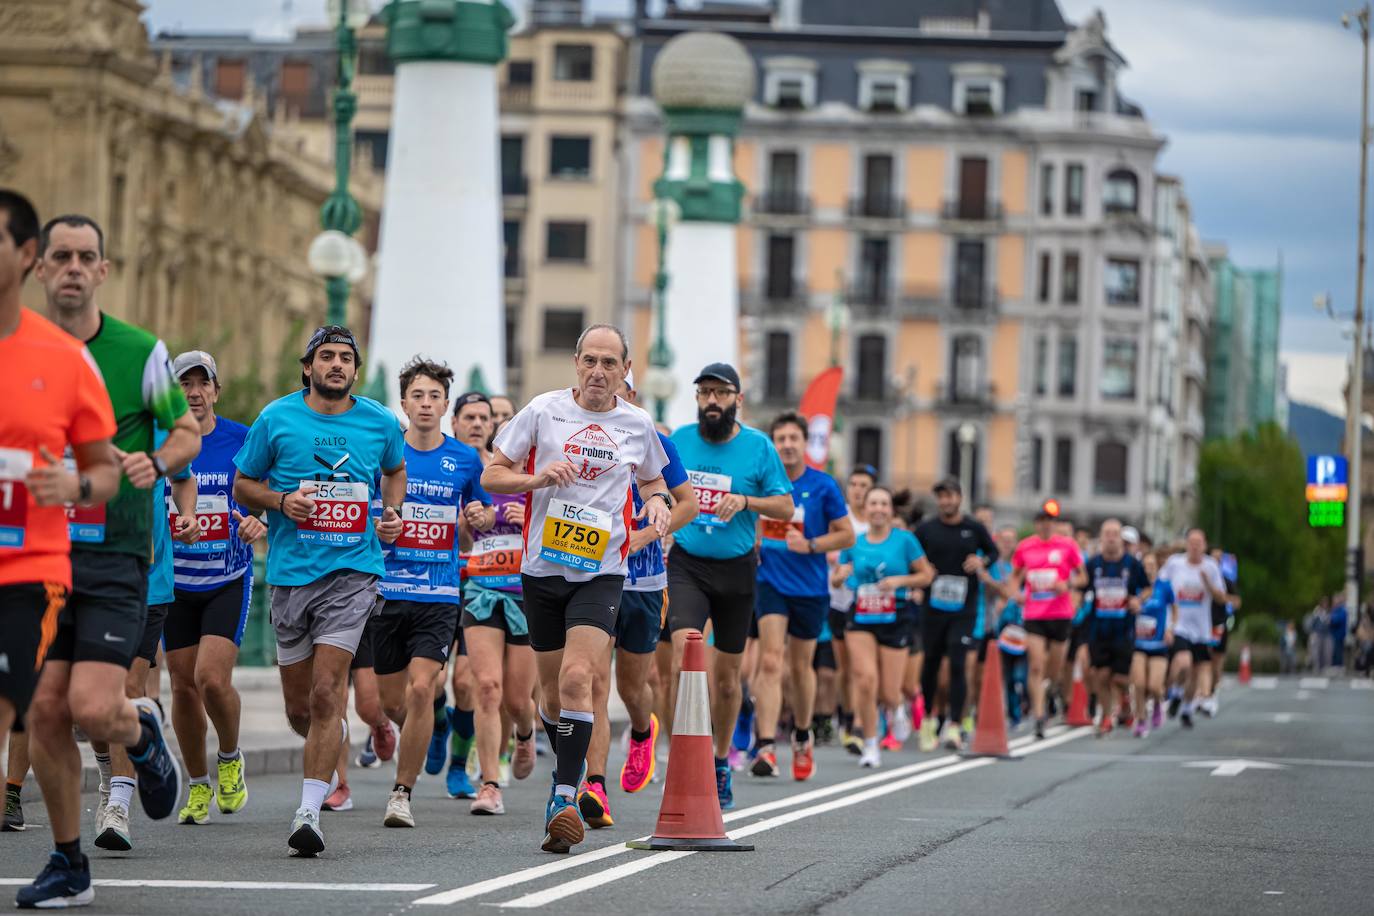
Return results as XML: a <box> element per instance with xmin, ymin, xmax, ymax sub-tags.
<box><xmin>1195</xmin><ymin>423</ymin><xmax>1344</xmax><ymax>621</ymax></box>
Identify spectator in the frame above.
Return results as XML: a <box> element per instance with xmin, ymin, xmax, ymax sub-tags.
<box><xmin>1356</xmin><ymin>603</ymin><xmax>1374</xmax><ymax>675</ymax></box>
<box><xmin>1304</xmin><ymin>598</ymin><xmax>1333</xmax><ymax>672</ymax></box>
<box><xmin>1329</xmin><ymin>596</ymin><xmax>1349</xmax><ymax>670</ymax></box>
<box><xmin>1280</xmin><ymin>621</ymin><xmax>1299</xmax><ymax>675</ymax></box>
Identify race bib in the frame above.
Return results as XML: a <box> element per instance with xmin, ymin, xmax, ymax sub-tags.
<box><xmin>854</xmin><ymin>583</ymin><xmax>897</xmax><ymax>624</ymax></box>
<box><xmin>170</xmin><ymin>494</ymin><xmax>230</xmax><ymax>554</ymax></box>
<box><xmin>1094</xmin><ymin>583</ymin><xmax>1128</xmax><ymax>616</ymax></box>
<box><xmin>689</xmin><ymin>471</ymin><xmax>732</xmax><ymax>528</ymax></box>
<box><xmin>394</xmin><ymin>503</ymin><xmax>458</xmax><ymax>562</ymax></box>
<box><xmin>296</xmin><ymin>481</ymin><xmax>369</xmax><ymax>546</ymax></box>
<box><xmin>1136</xmin><ymin>616</ymin><xmax>1159</xmax><ymax>639</ymax></box>
<box><xmin>468</xmin><ymin>533</ymin><xmax>523</xmax><ymax>587</ymax></box>
<box><xmin>998</xmin><ymin>624</ymin><xmax>1028</xmax><ymax>655</ymax></box>
<box><xmin>64</xmin><ymin>458</ymin><xmax>104</xmax><ymax>544</ymax></box>
<box><xmin>0</xmin><ymin>447</ymin><xmax>32</xmax><ymax>548</ymax></box>
<box><xmin>1027</xmin><ymin>568</ymin><xmax>1058</xmax><ymax>600</ymax></box>
<box><xmin>761</xmin><ymin>506</ymin><xmax>804</xmax><ymax>546</ymax></box>
<box><xmin>929</xmin><ymin>574</ymin><xmax>969</xmax><ymax>611</ymax></box>
<box><xmin>540</xmin><ymin>498</ymin><xmax>611</xmax><ymax>572</ymax></box>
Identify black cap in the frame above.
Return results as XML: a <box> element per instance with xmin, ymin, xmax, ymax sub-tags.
<box><xmin>301</xmin><ymin>325</ymin><xmax>360</xmax><ymax>365</ymax></box>
<box><xmin>692</xmin><ymin>362</ymin><xmax>740</xmax><ymax>391</ymax></box>
<box><xmin>454</xmin><ymin>390</ymin><xmax>491</xmax><ymax>409</ymax></box>
<box><xmin>932</xmin><ymin>476</ymin><xmax>962</xmax><ymax>495</ymax></box>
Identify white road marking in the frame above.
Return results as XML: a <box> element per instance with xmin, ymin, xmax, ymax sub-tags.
<box><xmin>1296</xmin><ymin>691</ymin><xmax>1312</xmax><ymax>700</ymax></box>
<box><xmin>1352</xmin><ymin>680</ymin><xmax>1373</xmax><ymax>690</ymax></box>
<box><xmin>1249</xmin><ymin>677</ymin><xmax>1278</xmax><ymax>690</ymax></box>
<box><xmin>1299</xmin><ymin>677</ymin><xmax>1330</xmax><ymax>689</ymax></box>
<box><xmin>1181</xmin><ymin>759</ymin><xmax>1287</xmax><ymax>777</ymax></box>
<box><xmin>412</xmin><ymin>728</ymin><xmax>1065</xmax><ymax>907</ymax></box>
<box><xmin>491</xmin><ymin>728</ymin><xmax>1093</xmax><ymax>909</ymax></box>
<box><xmin>1264</xmin><ymin>890</ymin><xmax>1284</xmax><ymax>895</ymax></box>
<box><xmin>0</xmin><ymin>879</ymin><xmax>434</xmax><ymax>892</ymax></box>
<box><xmin>1273</xmin><ymin>713</ymin><xmax>1297</xmax><ymax>723</ymax></box>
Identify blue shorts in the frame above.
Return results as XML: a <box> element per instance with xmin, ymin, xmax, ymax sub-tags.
<box><xmin>617</xmin><ymin>588</ymin><xmax>666</xmax><ymax>655</ymax></box>
<box><xmin>755</xmin><ymin>579</ymin><xmax>828</xmax><ymax>641</ymax></box>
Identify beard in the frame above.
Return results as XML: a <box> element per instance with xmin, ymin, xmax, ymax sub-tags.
<box><xmin>309</xmin><ymin>368</ymin><xmax>355</xmax><ymax>401</ymax></box>
<box><xmin>698</xmin><ymin>404</ymin><xmax>737</xmax><ymax>443</ymax></box>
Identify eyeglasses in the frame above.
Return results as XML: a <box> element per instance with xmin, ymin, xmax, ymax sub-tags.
<box><xmin>695</xmin><ymin>387</ymin><xmax>738</xmax><ymax>402</ymax></box>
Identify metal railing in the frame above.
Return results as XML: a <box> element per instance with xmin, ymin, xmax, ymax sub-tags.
<box><xmin>752</xmin><ymin>190</ymin><xmax>812</xmax><ymax>216</ymax></box>
<box><xmin>940</xmin><ymin>199</ymin><xmax>1003</xmax><ymax>222</ymax></box>
<box><xmin>847</xmin><ymin>194</ymin><xmax>906</xmax><ymax>220</ymax></box>
<box><xmin>936</xmin><ymin>380</ymin><xmax>997</xmax><ymax>410</ymax></box>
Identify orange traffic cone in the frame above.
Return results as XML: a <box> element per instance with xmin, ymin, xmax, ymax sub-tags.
<box><xmin>1239</xmin><ymin>644</ymin><xmax>1252</xmax><ymax>684</ymax></box>
<box><xmin>1065</xmin><ymin>662</ymin><xmax>1093</xmax><ymax>727</ymax></box>
<box><xmin>962</xmin><ymin>641</ymin><xmax>1018</xmax><ymax>759</ymax></box>
<box><xmin>627</xmin><ymin>630</ymin><xmax>753</xmax><ymax>852</ymax></box>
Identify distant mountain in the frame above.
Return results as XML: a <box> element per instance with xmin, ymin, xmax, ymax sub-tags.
<box><xmin>1289</xmin><ymin>401</ymin><xmax>1344</xmax><ymax>456</ymax></box>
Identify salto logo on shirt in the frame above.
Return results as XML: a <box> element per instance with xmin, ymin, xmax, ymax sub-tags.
<box><xmin>312</xmin><ymin>452</ymin><xmax>351</xmax><ymax>482</ymax></box>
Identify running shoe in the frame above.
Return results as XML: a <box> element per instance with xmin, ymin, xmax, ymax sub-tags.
<box><xmin>842</xmin><ymin>731</ymin><xmax>864</xmax><ymax>756</ymax></box>
<box><xmin>446</xmin><ymin>761</ymin><xmax>476</xmax><ymax>799</ymax></box>
<box><xmin>731</xmin><ymin>707</ymin><xmax>754</xmax><ymax>753</ymax></box>
<box><xmin>1117</xmin><ymin>696</ymin><xmax>1134</xmax><ymax>727</ymax></box>
<box><xmin>128</xmin><ymin>696</ymin><xmax>184</xmax><ymax>820</ymax></box>
<box><xmin>727</xmin><ymin>747</ymin><xmax>748</xmax><ymax>772</ymax></box>
<box><xmin>940</xmin><ymin>721</ymin><xmax>964</xmax><ymax>751</ymax></box>
<box><xmin>620</xmin><ymin>713</ymin><xmax>658</xmax><ymax>793</ymax></box>
<box><xmin>715</xmin><ymin>761</ymin><xmax>735</xmax><ymax>811</ymax></box>
<box><xmin>1034</xmin><ymin>717</ymin><xmax>1046</xmax><ymax>740</ymax></box>
<box><xmin>1166</xmin><ymin>690</ymin><xmax>1182</xmax><ymax>719</ymax></box>
<box><xmin>470</xmin><ymin>783</ymin><xmax>505</xmax><ymax>815</ymax></box>
<box><xmin>813</xmin><ymin>716</ymin><xmax>836</xmax><ymax>746</ymax></box>
<box><xmin>179</xmin><ymin>783</ymin><xmax>213</xmax><ymax>825</ymax></box>
<box><xmin>1132</xmin><ymin>721</ymin><xmax>1148</xmax><ymax>738</ymax></box>
<box><xmin>217</xmin><ymin>756</ymin><xmax>248</xmax><ymax>813</ymax></box>
<box><xmin>791</xmin><ymin>734</ymin><xmax>815</xmax><ymax>781</ymax></box>
<box><xmin>322</xmin><ymin>783</ymin><xmax>353</xmax><ymax>812</ymax></box>
<box><xmin>917</xmin><ymin>718</ymin><xmax>939</xmax><ymax>753</ymax></box>
<box><xmin>3</xmin><ymin>790</ymin><xmax>23</xmax><ymax>831</ymax></box>
<box><xmin>858</xmin><ymin>745</ymin><xmax>880</xmax><ymax>768</ymax></box>
<box><xmin>577</xmin><ymin>780</ymin><xmax>614</xmax><ymax>829</ymax></box>
<box><xmin>1095</xmin><ymin>719</ymin><xmax>1113</xmax><ymax>739</ymax></box>
<box><xmin>288</xmin><ymin>806</ymin><xmax>324</xmax><ymax>857</ymax></box>
<box><xmin>1200</xmin><ymin>697</ymin><xmax>1218</xmax><ymax>718</ymax></box>
<box><xmin>891</xmin><ymin>704</ymin><xmax>913</xmax><ymax>744</ymax></box>
<box><xmin>16</xmin><ymin>851</ymin><xmax>92</xmax><ymax>909</ymax></box>
<box><xmin>542</xmin><ymin>793</ymin><xmax>585</xmax><ymax>854</ymax></box>
<box><xmin>1151</xmin><ymin>701</ymin><xmax>1164</xmax><ymax>730</ymax></box>
<box><xmin>961</xmin><ymin>714</ymin><xmax>975</xmax><ymax>736</ymax></box>
<box><xmin>357</xmin><ymin>735</ymin><xmax>379</xmax><ymax>769</ymax></box>
<box><xmin>425</xmin><ymin>711</ymin><xmax>451</xmax><ymax>776</ymax></box>
<box><xmin>751</xmin><ymin>746</ymin><xmax>780</xmax><ymax>777</ymax></box>
<box><xmin>880</xmin><ymin>734</ymin><xmax>902</xmax><ymax>752</ymax></box>
<box><xmin>1180</xmin><ymin>711</ymin><xmax>1194</xmax><ymax>729</ymax></box>
<box><xmin>95</xmin><ymin>803</ymin><xmax>132</xmax><ymax>851</ymax></box>
<box><xmin>383</xmin><ymin>789</ymin><xmax>414</xmax><ymax>828</ymax></box>
<box><xmin>513</xmin><ymin>731</ymin><xmax>537</xmax><ymax>781</ymax></box>
<box><xmin>372</xmin><ymin>721</ymin><xmax>397</xmax><ymax>762</ymax></box>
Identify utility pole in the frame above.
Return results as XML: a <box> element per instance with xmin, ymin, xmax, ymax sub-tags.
<box><xmin>1345</xmin><ymin>4</ymin><xmax>1370</xmax><ymax>618</ymax></box>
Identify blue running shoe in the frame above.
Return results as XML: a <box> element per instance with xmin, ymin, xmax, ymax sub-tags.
<box><xmin>541</xmin><ymin>793</ymin><xmax>584</xmax><ymax>854</ymax></box>
<box><xmin>128</xmin><ymin>696</ymin><xmax>183</xmax><ymax>820</ymax></box>
<box><xmin>426</xmin><ymin>710</ymin><xmax>451</xmax><ymax>776</ymax></box>
<box><xmin>732</xmin><ymin>708</ymin><xmax>754</xmax><ymax>753</ymax></box>
<box><xmin>356</xmin><ymin>735</ymin><xmax>379</xmax><ymax>769</ymax></box>
<box><xmin>16</xmin><ymin>851</ymin><xmax>93</xmax><ymax>909</ymax></box>
<box><xmin>446</xmin><ymin>762</ymin><xmax>475</xmax><ymax>799</ymax></box>
<box><xmin>716</xmin><ymin>761</ymin><xmax>735</xmax><ymax>811</ymax></box>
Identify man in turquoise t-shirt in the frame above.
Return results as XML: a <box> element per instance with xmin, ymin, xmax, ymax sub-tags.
<box><xmin>233</xmin><ymin>326</ymin><xmax>405</xmax><ymax>857</ymax></box>
<box><xmin>668</xmin><ymin>362</ymin><xmax>793</xmax><ymax>811</ymax></box>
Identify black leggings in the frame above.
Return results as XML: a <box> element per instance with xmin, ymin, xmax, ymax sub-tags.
<box><xmin>921</xmin><ymin>611</ymin><xmax>975</xmax><ymax>722</ymax></box>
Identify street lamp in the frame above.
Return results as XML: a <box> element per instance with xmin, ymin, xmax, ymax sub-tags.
<box><xmin>957</xmin><ymin>422</ymin><xmax>977</xmax><ymax>502</ymax></box>
<box><xmin>1343</xmin><ymin>4</ymin><xmax>1370</xmax><ymax>618</ymax></box>
<box><xmin>647</xmin><ymin>196</ymin><xmax>680</xmax><ymax>424</ymax></box>
<box><xmin>314</xmin><ymin>0</ymin><xmax>372</xmax><ymax>326</ymax></box>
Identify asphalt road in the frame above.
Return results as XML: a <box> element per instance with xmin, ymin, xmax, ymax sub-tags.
<box><xmin>4</xmin><ymin>675</ymin><xmax>1372</xmax><ymax>915</ymax></box>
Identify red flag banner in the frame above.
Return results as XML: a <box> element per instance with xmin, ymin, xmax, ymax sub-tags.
<box><xmin>800</xmin><ymin>366</ymin><xmax>844</xmax><ymax>471</ymax></box>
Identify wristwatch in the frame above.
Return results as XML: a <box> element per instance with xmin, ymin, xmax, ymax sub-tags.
<box><xmin>649</xmin><ymin>491</ymin><xmax>673</xmax><ymax>509</ymax></box>
<box><xmin>151</xmin><ymin>454</ymin><xmax>168</xmax><ymax>479</ymax></box>
<box><xmin>77</xmin><ymin>475</ymin><xmax>92</xmax><ymax>504</ymax></box>
<box><xmin>808</xmin><ymin>538</ymin><xmax>819</xmax><ymax>554</ymax></box>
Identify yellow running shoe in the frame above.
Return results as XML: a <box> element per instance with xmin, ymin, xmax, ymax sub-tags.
<box><xmin>917</xmin><ymin>718</ymin><xmax>939</xmax><ymax>753</ymax></box>
<box><xmin>178</xmin><ymin>783</ymin><xmax>212</xmax><ymax>825</ymax></box>
<box><xmin>217</xmin><ymin>756</ymin><xmax>248</xmax><ymax>814</ymax></box>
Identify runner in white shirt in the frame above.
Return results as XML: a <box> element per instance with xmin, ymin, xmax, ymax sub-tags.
<box><xmin>1157</xmin><ymin>528</ymin><xmax>1228</xmax><ymax>728</ymax></box>
<box><xmin>482</xmin><ymin>324</ymin><xmax>672</xmax><ymax>855</ymax></box>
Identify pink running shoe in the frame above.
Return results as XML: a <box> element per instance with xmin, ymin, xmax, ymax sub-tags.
<box><xmin>880</xmin><ymin>734</ymin><xmax>902</xmax><ymax>752</ymax></box>
<box><xmin>619</xmin><ymin>714</ymin><xmax>658</xmax><ymax>793</ymax></box>
<box><xmin>322</xmin><ymin>782</ymin><xmax>352</xmax><ymax>812</ymax></box>
<box><xmin>911</xmin><ymin>695</ymin><xmax>925</xmax><ymax>730</ymax></box>
<box><xmin>512</xmin><ymin>731</ymin><xmax>536</xmax><ymax>781</ymax></box>
<box><xmin>1133</xmin><ymin>721</ymin><xmax>1148</xmax><ymax>738</ymax></box>
<box><xmin>1150</xmin><ymin>701</ymin><xmax>1163</xmax><ymax>730</ymax></box>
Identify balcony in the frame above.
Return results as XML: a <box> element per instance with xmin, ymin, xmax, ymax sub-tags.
<box><xmin>500</xmin><ymin>84</ymin><xmax>533</xmax><ymax>110</ymax></box>
<box><xmin>951</xmin><ymin>282</ymin><xmax>1000</xmax><ymax>317</ymax></box>
<box><xmin>751</xmin><ymin>190</ymin><xmax>811</xmax><ymax>217</ymax></box>
<box><xmin>847</xmin><ymin>193</ymin><xmax>906</xmax><ymax>221</ymax></box>
<box><xmin>940</xmin><ymin>199</ymin><xmax>1003</xmax><ymax>225</ymax></box>
<box><xmin>936</xmin><ymin>380</ymin><xmax>997</xmax><ymax>412</ymax></box>
<box><xmin>845</xmin><ymin>279</ymin><xmax>893</xmax><ymax>315</ymax></box>
<box><xmin>897</xmin><ymin>283</ymin><xmax>944</xmax><ymax>319</ymax></box>
<box><xmin>849</xmin><ymin>376</ymin><xmax>903</xmax><ymax>407</ymax></box>
<box><xmin>741</xmin><ymin>278</ymin><xmax>809</xmax><ymax>315</ymax></box>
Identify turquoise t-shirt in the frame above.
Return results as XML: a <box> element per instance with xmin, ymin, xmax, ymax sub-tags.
<box><xmin>147</xmin><ymin>427</ymin><xmax>193</xmax><ymax>606</ymax></box>
<box><xmin>670</xmin><ymin>422</ymin><xmax>791</xmax><ymax>560</ymax></box>
<box><xmin>839</xmin><ymin>527</ymin><xmax>925</xmax><ymax>602</ymax></box>
<box><xmin>234</xmin><ymin>391</ymin><xmax>405</xmax><ymax>587</ymax></box>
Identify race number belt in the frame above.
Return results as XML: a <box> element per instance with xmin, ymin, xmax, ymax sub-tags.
<box><xmin>394</xmin><ymin>503</ymin><xmax>458</xmax><ymax>562</ymax></box>
<box><xmin>540</xmin><ymin>498</ymin><xmax>611</xmax><ymax>572</ymax></box>
<box><xmin>1027</xmin><ymin>568</ymin><xmax>1058</xmax><ymax>601</ymax></box>
<box><xmin>468</xmin><ymin>533</ymin><xmax>523</xmax><ymax>587</ymax></box>
<box><xmin>689</xmin><ymin>471</ymin><xmax>732</xmax><ymax>529</ymax></box>
<box><xmin>170</xmin><ymin>494</ymin><xmax>230</xmax><ymax>554</ymax></box>
<box><xmin>853</xmin><ymin>583</ymin><xmax>897</xmax><ymax>625</ymax></box>
<box><xmin>998</xmin><ymin>624</ymin><xmax>1028</xmax><ymax>655</ymax></box>
<box><xmin>929</xmin><ymin>574</ymin><xmax>969</xmax><ymax>612</ymax></box>
<box><xmin>296</xmin><ymin>481</ymin><xmax>369</xmax><ymax>546</ymax></box>
<box><xmin>1136</xmin><ymin>616</ymin><xmax>1159</xmax><ymax>639</ymax></box>
<box><xmin>0</xmin><ymin>447</ymin><xmax>33</xmax><ymax>548</ymax></box>
<box><xmin>64</xmin><ymin>457</ymin><xmax>104</xmax><ymax>544</ymax></box>
<box><xmin>761</xmin><ymin>506</ymin><xmax>805</xmax><ymax>546</ymax></box>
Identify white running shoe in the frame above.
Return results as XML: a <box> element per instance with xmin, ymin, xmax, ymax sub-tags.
<box><xmin>858</xmin><ymin>746</ymin><xmax>881</xmax><ymax>769</ymax></box>
<box><xmin>940</xmin><ymin>722</ymin><xmax>964</xmax><ymax>752</ymax></box>
<box><xmin>288</xmin><ymin>807</ymin><xmax>324</xmax><ymax>856</ymax></box>
<box><xmin>94</xmin><ymin>804</ymin><xmax>132</xmax><ymax>851</ymax></box>
<box><xmin>891</xmin><ymin>704</ymin><xmax>913</xmax><ymax>744</ymax></box>
<box><xmin>383</xmin><ymin>789</ymin><xmax>414</xmax><ymax>828</ymax></box>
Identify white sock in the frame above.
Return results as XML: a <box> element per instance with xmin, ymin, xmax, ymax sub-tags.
<box><xmin>300</xmin><ymin>778</ymin><xmax>330</xmax><ymax>816</ymax></box>
<box><xmin>190</xmin><ymin>775</ymin><xmax>211</xmax><ymax>786</ymax></box>
<box><xmin>864</xmin><ymin>737</ymin><xmax>878</xmax><ymax>753</ymax></box>
<box><xmin>1181</xmin><ymin>701</ymin><xmax>1194</xmax><ymax>715</ymax></box>
<box><xmin>109</xmin><ymin>776</ymin><xmax>136</xmax><ymax>812</ymax></box>
<box><xmin>217</xmin><ymin>748</ymin><xmax>242</xmax><ymax>763</ymax></box>
<box><xmin>555</xmin><ymin>784</ymin><xmax>576</xmax><ymax>800</ymax></box>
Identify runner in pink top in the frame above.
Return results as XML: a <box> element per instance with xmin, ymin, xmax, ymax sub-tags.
<box><xmin>1010</xmin><ymin>501</ymin><xmax>1085</xmax><ymax>739</ymax></box>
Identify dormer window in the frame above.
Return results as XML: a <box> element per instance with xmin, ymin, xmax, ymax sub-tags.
<box><xmin>1104</xmin><ymin>168</ymin><xmax>1138</xmax><ymax>214</ymax></box>
<box><xmin>857</xmin><ymin>60</ymin><xmax>911</xmax><ymax>114</ymax></box>
<box><xmin>764</xmin><ymin>57</ymin><xmax>818</xmax><ymax>111</ymax></box>
<box><xmin>952</xmin><ymin>63</ymin><xmax>1004</xmax><ymax>117</ymax></box>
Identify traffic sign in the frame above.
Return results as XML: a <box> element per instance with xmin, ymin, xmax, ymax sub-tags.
<box><xmin>1307</xmin><ymin>454</ymin><xmax>1348</xmax><ymax>487</ymax></box>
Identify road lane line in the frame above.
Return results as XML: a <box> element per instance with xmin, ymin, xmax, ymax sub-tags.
<box><xmin>410</xmin><ymin>728</ymin><xmax>1064</xmax><ymax>907</ymax></box>
<box><xmin>1298</xmin><ymin>677</ymin><xmax>1330</xmax><ymax>689</ymax></box>
<box><xmin>1249</xmin><ymin>677</ymin><xmax>1278</xmax><ymax>689</ymax></box>
<box><xmin>0</xmin><ymin>879</ymin><xmax>434</xmax><ymax>892</ymax></box>
<box><xmin>1352</xmin><ymin>680</ymin><xmax>1373</xmax><ymax>690</ymax></box>
<box><xmin>493</xmin><ymin>727</ymin><xmax>1092</xmax><ymax>909</ymax></box>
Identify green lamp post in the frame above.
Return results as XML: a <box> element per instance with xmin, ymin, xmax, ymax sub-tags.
<box><xmin>642</xmin><ymin>197</ymin><xmax>681</xmax><ymax>424</ymax></box>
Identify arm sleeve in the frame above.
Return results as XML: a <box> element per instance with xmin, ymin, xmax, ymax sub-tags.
<box><xmin>657</xmin><ymin>434</ymin><xmax>688</xmax><ymax>489</ymax></box>
<box><xmin>1205</xmin><ymin>562</ymin><xmax>1226</xmax><ymax>592</ymax></box>
<box><xmin>68</xmin><ymin>347</ymin><xmax>117</xmax><ymax>445</ymax></box>
<box><xmin>233</xmin><ymin>414</ymin><xmax>273</xmax><ymax>480</ymax></box>
<box><xmin>144</xmin><ymin>339</ymin><xmax>190</xmax><ymax>430</ymax></box>
<box><xmin>493</xmin><ymin>403</ymin><xmax>536</xmax><ymax>465</ymax></box>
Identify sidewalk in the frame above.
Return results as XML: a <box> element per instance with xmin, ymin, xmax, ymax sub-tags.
<box><xmin>7</xmin><ymin>666</ymin><xmax>627</xmax><ymax>792</ymax></box>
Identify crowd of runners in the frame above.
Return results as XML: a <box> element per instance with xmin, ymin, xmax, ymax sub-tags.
<box><xmin>0</xmin><ymin>190</ymin><xmax>1242</xmax><ymax>907</ymax></box>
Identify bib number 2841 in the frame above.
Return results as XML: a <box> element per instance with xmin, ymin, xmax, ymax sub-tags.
<box><xmin>540</xmin><ymin>498</ymin><xmax>611</xmax><ymax>573</ymax></box>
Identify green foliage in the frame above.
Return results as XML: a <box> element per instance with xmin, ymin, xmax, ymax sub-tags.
<box><xmin>1233</xmin><ymin>612</ymin><xmax>1281</xmax><ymax>646</ymax></box>
<box><xmin>164</xmin><ymin>319</ymin><xmax>306</xmax><ymax>427</ymax></box>
<box><xmin>1196</xmin><ymin>422</ymin><xmax>1345</xmax><ymax>622</ymax></box>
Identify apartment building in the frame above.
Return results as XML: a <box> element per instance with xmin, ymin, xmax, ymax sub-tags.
<box><xmin>1204</xmin><ymin>244</ymin><xmax>1283</xmax><ymax>441</ymax></box>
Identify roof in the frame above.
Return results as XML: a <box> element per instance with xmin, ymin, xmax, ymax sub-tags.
<box><xmin>798</xmin><ymin>0</ymin><xmax>1067</xmax><ymax>32</ymax></box>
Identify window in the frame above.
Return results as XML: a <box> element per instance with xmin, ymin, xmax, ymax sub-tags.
<box><xmin>1037</xmin><ymin>252</ymin><xmax>1051</xmax><ymax>303</ymax></box>
<box><xmin>359</xmin><ymin>43</ymin><xmax>393</xmax><ymax>75</ymax></box>
<box><xmin>954</xmin><ymin>240</ymin><xmax>986</xmax><ymax>308</ymax></box>
<box><xmin>1075</xmin><ymin>89</ymin><xmax>1099</xmax><ymax>112</ymax></box>
<box><xmin>858</xmin><ymin>61</ymin><xmax>910</xmax><ymax>113</ymax></box>
<box><xmin>964</xmin><ymin>84</ymin><xmax>995</xmax><ymax>115</ymax></box>
<box><xmin>1040</xmin><ymin>163</ymin><xmax>1054</xmax><ymax>216</ymax></box>
<box><xmin>545</xmin><ymin>221</ymin><xmax>588</xmax><ymax>262</ymax></box>
<box><xmin>1057</xmin><ymin>337</ymin><xmax>1077</xmax><ymax>397</ymax></box>
<box><xmin>1033</xmin><ymin>335</ymin><xmax>1048</xmax><ymax>396</ymax></box>
<box><xmin>507</xmin><ymin>60</ymin><xmax>534</xmax><ymax>85</ymax></box>
<box><xmin>854</xmin><ymin>236</ymin><xmax>890</xmax><ymax>304</ymax></box>
<box><xmin>1102</xmin><ymin>339</ymin><xmax>1138</xmax><ymax>400</ymax></box>
<box><xmin>505</xmin><ymin>308</ymin><xmax>520</xmax><ymax>368</ymax></box>
<box><xmin>1105</xmin><ymin>258</ymin><xmax>1141</xmax><ymax>305</ymax></box>
<box><xmin>549</xmin><ymin>136</ymin><xmax>591</xmax><ymax>179</ymax></box>
<box><xmin>503</xmin><ymin>220</ymin><xmax>521</xmax><ymax>277</ymax></box>
<box><xmin>768</xmin><ymin>151</ymin><xmax>799</xmax><ymax>193</ymax></box>
<box><xmin>355</xmin><ymin>130</ymin><xmax>388</xmax><ymax>172</ymax></box>
<box><xmin>866</xmin><ymin>79</ymin><xmax>902</xmax><ymax>112</ymax></box>
<box><xmin>1104</xmin><ymin>169</ymin><xmax>1139</xmax><ymax>214</ymax></box>
<box><xmin>957</xmin><ymin>156</ymin><xmax>989</xmax><ymax>219</ymax></box>
<box><xmin>855</xmin><ymin>427</ymin><xmax>883</xmax><ymax>475</ymax></box>
<box><xmin>501</xmin><ymin>135</ymin><xmax>526</xmax><ymax>194</ymax></box>
<box><xmin>856</xmin><ymin>335</ymin><xmax>888</xmax><ymax>400</ymax></box>
<box><xmin>953</xmin><ymin>63</ymin><xmax>1004</xmax><ymax>116</ymax></box>
<box><xmin>1064</xmin><ymin>163</ymin><xmax>1084</xmax><ymax>216</ymax></box>
<box><xmin>765</xmin><ymin>331</ymin><xmax>791</xmax><ymax>400</ymax></box>
<box><xmin>859</xmin><ymin>154</ymin><xmax>897</xmax><ymax>216</ymax></box>
<box><xmin>1094</xmin><ymin>442</ymin><xmax>1128</xmax><ymax>496</ymax></box>
<box><xmin>765</xmin><ymin>234</ymin><xmax>795</xmax><ymax>299</ymax></box>
<box><xmin>1053</xmin><ymin>437</ymin><xmax>1073</xmax><ymax>494</ymax></box>
<box><xmin>1031</xmin><ymin>435</ymin><xmax>1044</xmax><ymax>492</ymax></box>
<box><xmin>279</xmin><ymin>60</ymin><xmax>311</xmax><ymax>110</ymax></box>
<box><xmin>215</xmin><ymin>58</ymin><xmax>246</xmax><ymax>99</ymax></box>
<box><xmin>542</xmin><ymin>308</ymin><xmax>584</xmax><ymax>351</ymax></box>
<box><xmin>764</xmin><ymin>59</ymin><xmax>818</xmax><ymax>110</ymax></box>
<box><xmin>1061</xmin><ymin>251</ymin><xmax>1080</xmax><ymax>304</ymax></box>
<box><xmin>951</xmin><ymin>335</ymin><xmax>983</xmax><ymax>400</ymax></box>
<box><xmin>553</xmin><ymin>44</ymin><xmax>594</xmax><ymax>81</ymax></box>
<box><xmin>775</xmin><ymin>79</ymin><xmax>807</xmax><ymax>109</ymax></box>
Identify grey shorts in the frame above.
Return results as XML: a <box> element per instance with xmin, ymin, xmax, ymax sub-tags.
<box><xmin>270</xmin><ymin>570</ymin><xmax>381</xmax><ymax>666</ymax></box>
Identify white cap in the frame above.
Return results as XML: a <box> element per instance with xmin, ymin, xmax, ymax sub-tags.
<box><xmin>1122</xmin><ymin>525</ymin><xmax>1140</xmax><ymax>545</ymax></box>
